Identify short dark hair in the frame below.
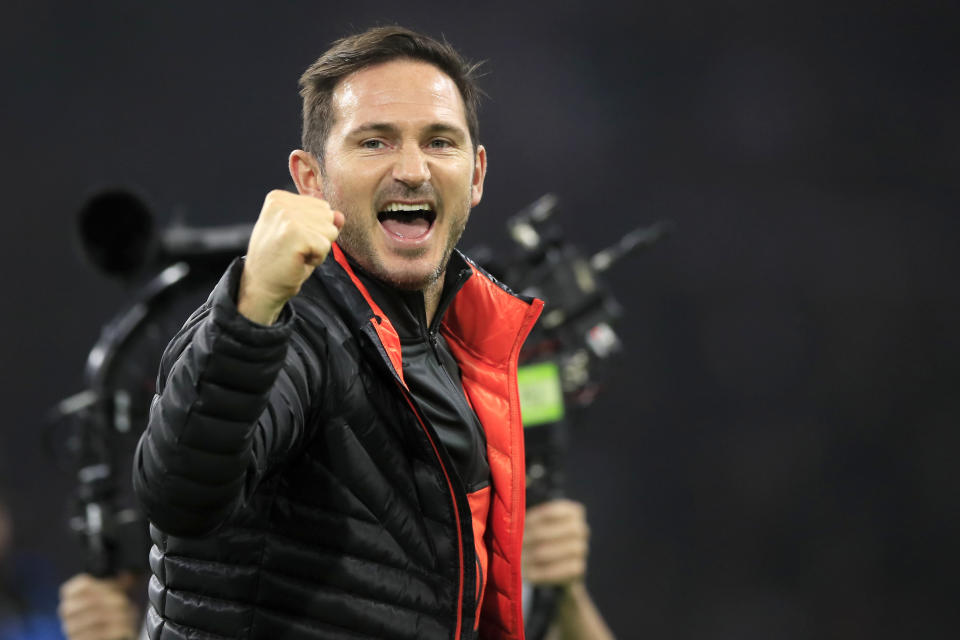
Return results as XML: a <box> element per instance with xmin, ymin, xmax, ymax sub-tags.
<box><xmin>298</xmin><ymin>26</ymin><xmax>483</xmax><ymax>163</ymax></box>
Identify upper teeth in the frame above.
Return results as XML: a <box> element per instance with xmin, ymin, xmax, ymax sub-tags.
<box><xmin>382</xmin><ymin>202</ymin><xmax>432</xmax><ymax>212</ymax></box>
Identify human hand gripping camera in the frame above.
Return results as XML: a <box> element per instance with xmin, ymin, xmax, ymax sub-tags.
<box><xmin>57</xmin><ymin>573</ymin><xmax>140</xmax><ymax>640</ymax></box>
<box><xmin>523</xmin><ymin>500</ymin><xmax>614</xmax><ymax>640</ymax></box>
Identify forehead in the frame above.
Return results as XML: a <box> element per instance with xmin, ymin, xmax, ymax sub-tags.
<box><xmin>330</xmin><ymin>59</ymin><xmax>467</xmax><ymax>132</ymax></box>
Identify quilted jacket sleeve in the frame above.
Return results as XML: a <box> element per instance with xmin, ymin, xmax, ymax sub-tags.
<box><xmin>132</xmin><ymin>258</ymin><xmax>321</xmax><ymax>537</ymax></box>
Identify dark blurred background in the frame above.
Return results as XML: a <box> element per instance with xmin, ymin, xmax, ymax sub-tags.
<box><xmin>1</xmin><ymin>1</ymin><xmax>958</xmax><ymax>638</ymax></box>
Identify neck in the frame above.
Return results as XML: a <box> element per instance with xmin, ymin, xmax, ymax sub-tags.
<box><xmin>422</xmin><ymin>273</ymin><xmax>445</xmax><ymax>326</ymax></box>
<box><xmin>338</xmin><ymin>247</ymin><xmax>469</xmax><ymax>333</ymax></box>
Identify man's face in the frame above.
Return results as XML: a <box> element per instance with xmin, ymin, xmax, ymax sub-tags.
<box><xmin>318</xmin><ymin>59</ymin><xmax>486</xmax><ymax>291</ymax></box>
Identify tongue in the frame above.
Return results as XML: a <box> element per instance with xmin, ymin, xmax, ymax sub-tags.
<box><xmin>381</xmin><ymin>217</ymin><xmax>430</xmax><ymax>239</ymax></box>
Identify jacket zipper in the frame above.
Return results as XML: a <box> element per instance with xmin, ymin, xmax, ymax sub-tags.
<box><xmin>429</xmin><ymin>329</ymin><xmax>443</xmax><ymax>365</ymax></box>
<box><xmin>397</xmin><ymin>385</ymin><xmax>465</xmax><ymax>640</ymax></box>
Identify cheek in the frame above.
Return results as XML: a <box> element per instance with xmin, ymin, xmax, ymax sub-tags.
<box><xmin>346</xmin><ymin>167</ymin><xmax>392</xmax><ymax>207</ymax></box>
<box><xmin>435</xmin><ymin>162</ymin><xmax>477</xmax><ymax>197</ymax></box>
<box><xmin>323</xmin><ymin>170</ymin><xmax>368</xmax><ymax>214</ymax></box>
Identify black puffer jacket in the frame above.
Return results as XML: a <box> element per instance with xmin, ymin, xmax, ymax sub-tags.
<box><xmin>133</xmin><ymin>245</ymin><xmax>541</xmax><ymax>640</ymax></box>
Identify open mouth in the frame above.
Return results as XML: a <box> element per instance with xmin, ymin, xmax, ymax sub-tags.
<box><xmin>377</xmin><ymin>202</ymin><xmax>436</xmax><ymax>240</ymax></box>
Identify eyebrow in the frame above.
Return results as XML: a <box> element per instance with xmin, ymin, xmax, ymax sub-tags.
<box><xmin>347</xmin><ymin>121</ymin><xmax>468</xmax><ymax>140</ymax></box>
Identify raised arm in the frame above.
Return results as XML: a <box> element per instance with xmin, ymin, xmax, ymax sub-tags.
<box><xmin>132</xmin><ymin>190</ymin><xmax>343</xmax><ymax>536</ymax></box>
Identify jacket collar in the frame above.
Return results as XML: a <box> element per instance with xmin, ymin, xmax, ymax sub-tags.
<box><xmin>314</xmin><ymin>242</ymin><xmax>541</xmax><ymax>381</ymax></box>
<box><xmin>343</xmin><ymin>250</ymin><xmax>473</xmax><ymax>341</ymax></box>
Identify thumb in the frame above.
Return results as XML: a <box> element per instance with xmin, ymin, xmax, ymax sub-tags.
<box><xmin>332</xmin><ymin>210</ymin><xmax>345</xmax><ymax>230</ymax></box>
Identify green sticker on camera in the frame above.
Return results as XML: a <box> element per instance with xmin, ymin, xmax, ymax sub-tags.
<box><xmin>517</xmin><ymin>361</ymin><xmax>565</xmax><ymax>427</ymax></box>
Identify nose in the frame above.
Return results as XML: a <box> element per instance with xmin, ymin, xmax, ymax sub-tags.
<box><xmin>392</xmin><ymin>143</ymin><xmax>431</xmax><ymax>188</ymax></box>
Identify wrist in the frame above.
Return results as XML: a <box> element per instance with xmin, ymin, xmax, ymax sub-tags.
<box><xmin>559</xmin><ymin>580</ymin><xmax>587</xmax><ymax>601</ymax></box>
<box><xmin>238</xmin><ymin>273</ymin><xmax>287</xmax><ymax>326</ymax></box>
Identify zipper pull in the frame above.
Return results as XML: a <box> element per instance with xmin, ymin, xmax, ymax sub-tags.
<box><xmin>429</xmin><ymin>330</ymin><xmax>443</xmax><ymax>365</ymax></box>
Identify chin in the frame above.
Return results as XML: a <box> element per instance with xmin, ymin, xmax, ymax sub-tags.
<box><xmin>373</xmin><ymin>246</ymin><xmax>445</xmax><ymax>288</ymax></box>
<box><xmin>379</xmin><ymin>263</ymin><xmax>443</xmax><ymax>292</ymax></box>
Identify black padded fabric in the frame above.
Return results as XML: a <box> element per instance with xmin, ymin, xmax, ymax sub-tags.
<box><xmin>133</xmin><ymin>255</ymin><xmax>483</xmax><ymax>640</ymax></box>
<box><xmin>350</xmin><ymin>253</ymin><xmax>491</xmax><ymax>495</ymax></box>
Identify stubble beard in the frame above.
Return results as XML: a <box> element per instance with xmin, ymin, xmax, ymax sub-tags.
<box><xmin>330</xmin><ymin>190</ymin><xmax>471</xmax><ymax>293</ymax></box>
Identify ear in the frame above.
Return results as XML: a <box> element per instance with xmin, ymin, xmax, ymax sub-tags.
<box><xmin>470</xmin><ymin>145</ymin><xmax>487</xmax><ymax>207</ymax></box>
<box><xmin>289</xmin><ymin>150</ymin><xmax>325</xmax><ymax>197</ymax></box>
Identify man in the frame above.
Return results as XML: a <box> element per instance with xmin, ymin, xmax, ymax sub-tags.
<box><xmin>132</xmin><ymin>26</ymin><xmax>542</xmax><ymax>640</ymax></box>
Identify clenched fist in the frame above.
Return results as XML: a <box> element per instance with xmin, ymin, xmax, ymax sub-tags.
<box><xmin>239</xmin><ymin>190</ymin><xmax>344</xmax><ymax>324</ymax></box>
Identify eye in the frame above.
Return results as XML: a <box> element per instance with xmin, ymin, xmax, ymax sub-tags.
<box><xmin>361</xmin><ymin>139</ymin><xmax>386</xmax><ymax>149</ymax></box>
<box><xmin>428</xmin><ymin>138</ymin><xmax>453</xmax><ymax>149</ymax></box>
